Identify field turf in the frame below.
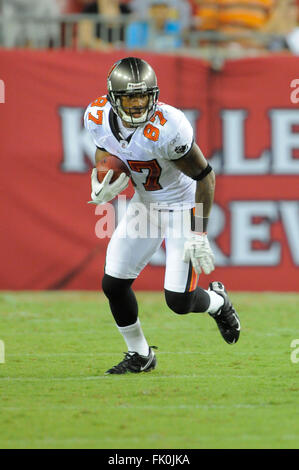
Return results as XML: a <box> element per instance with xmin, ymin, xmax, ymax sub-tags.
<box><xmin>0</xmin><ymin>291</ymin><xmax>298</xmax><ymax>449</ymax></box>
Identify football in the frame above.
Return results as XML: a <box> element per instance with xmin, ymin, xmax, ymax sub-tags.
<box><xmin>96</xmin><ymin>154</ymin><xmax>130</xmax><ymax>183</ymax></box>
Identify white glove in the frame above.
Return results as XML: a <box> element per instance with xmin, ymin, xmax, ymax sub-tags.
<box><xmin>88</xmin><ymin>168</ymin><xmax>129</xmax><ymax>205</ymax></box>
<box><xmin>183</xmin><ymin>232</ymin><xmax>215</xmax><ymax>275</ymax></box>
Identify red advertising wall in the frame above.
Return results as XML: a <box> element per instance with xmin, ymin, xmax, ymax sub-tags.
<box><xmin>0</xmin><ymin>49</ymin><xmax>298</xmax><ymax>291</ymax></box>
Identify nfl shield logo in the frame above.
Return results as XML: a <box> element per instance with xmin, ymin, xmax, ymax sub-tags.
<box><xmin>120</xmin><ymin>140</ymin><xmax>128</xmax><ymax>149</ymax></box>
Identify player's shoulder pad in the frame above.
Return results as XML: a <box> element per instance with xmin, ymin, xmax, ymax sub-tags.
<box><xmin>155</xmin><ymin>103</ymin><xmax>194</xmax><ymax>159</ymax></box>
<box><xmin>155</xmin><ymin>102</ymin><xmax>193</xmax><ymax>140</ymax></box>
<box><xmin>84</xmin><ymin>95</ymin><xmax>110</xmax><ymax>131</ymax></box>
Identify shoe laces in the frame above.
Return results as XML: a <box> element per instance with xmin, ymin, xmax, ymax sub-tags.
<box><xmin>112</xmin><ymin>346</ymin><xmax>158</xmax><ymax>373</ymax></box>
<box><xmin>114</xmin><ymin>351</ymin><xmax>142</xmax><ymax>372</ymax></box>
<box><xmin>218</xmin><ymin>303</ymin><xmax>236</xmax><ymax>326</ymax></box>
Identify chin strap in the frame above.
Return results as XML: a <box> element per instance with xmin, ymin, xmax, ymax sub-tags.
<box><xmin>119</xmin><ymin>107</ymin><xmax>150</xmax><ymax>127</ymax></box>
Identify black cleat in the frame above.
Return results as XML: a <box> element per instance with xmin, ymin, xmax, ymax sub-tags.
<box><xmin>208</xmin><ymin>281</ymin><xmax>241</xmax><ymax>344</ymax></box>
<box><xmin>105</xmin><ymin>346</ymin><xmax>157</xmax><ymax>375</ymax></box>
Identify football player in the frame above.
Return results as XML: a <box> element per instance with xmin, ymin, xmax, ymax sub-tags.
<box><xmin>84</xmin><ymin>57</ymin><xmax>241</xmax><ymax>374</ymax></box>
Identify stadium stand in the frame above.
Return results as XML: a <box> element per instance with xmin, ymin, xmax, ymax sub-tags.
<box><xmin>191</xmin><ymin>0</ymin><xmax>297</xmax><ymax>47</ymax></box>
<box><xmin>77</xmin><ymin>0</ymin><xmax>131</xmax><ymax>50</ymax></box>
<box><xmin>0</xmin><ymin>0</ymin><xmax>61</xmax><ymax>47</ymax></box>
<box><xmin>126</xmin><ymin>0</ymin><xmax>184</xmax><ymax>50</ymax></box>
<box><xmin>0</xmin><ymin>0</ymin><xmax>298</xmax><ymax>62</ymax></box>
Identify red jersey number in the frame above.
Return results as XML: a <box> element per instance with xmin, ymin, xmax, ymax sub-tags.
<box><xmin>127</xmin><ymin>159</ymin><xmax>162</xmax><ymax>191</ymax></box>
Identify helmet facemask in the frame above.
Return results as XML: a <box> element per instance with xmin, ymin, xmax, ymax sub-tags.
<box><xmin>109</xmin><ymin>88</ymin><xmax>159</xmax><ymax>128</ymax></box>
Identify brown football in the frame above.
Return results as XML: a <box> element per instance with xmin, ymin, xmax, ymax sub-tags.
<box><xmin>96</xmin><ymin>155</ymin><xmax>130</xmax><ymax>183</ymax></box>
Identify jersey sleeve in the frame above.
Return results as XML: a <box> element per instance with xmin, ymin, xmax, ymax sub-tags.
<box><xmin>83</xmin><ymin>104</ymin><xmax>106</xmax><ymax>150</ymax></box>
<box><xmin>163</xmin><ymin>109</ymin><xmax>194</xmax><ymax>161</ymax></box>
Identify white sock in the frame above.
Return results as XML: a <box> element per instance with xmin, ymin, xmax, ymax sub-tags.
<box><xmin>117</xmin><ymin>318</ymin><xmax>150</xmax><ymax>356</ymax></box>
<box><xmin>206</xmin><ymin>290</ymin><xmax>224</xmax><ymax>314</ymax></box>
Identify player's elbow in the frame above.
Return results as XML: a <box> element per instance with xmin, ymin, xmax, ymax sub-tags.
<box><xmin>207</xmin><ymin>169</ymin><xmax>216</xmax><ymax>190</ymax></box>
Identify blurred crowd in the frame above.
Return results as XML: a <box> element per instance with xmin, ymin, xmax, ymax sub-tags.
<box><xmin>1</xmin><ymin>0</ymin><xmax>299</xmax><ymax>56</ymax></box>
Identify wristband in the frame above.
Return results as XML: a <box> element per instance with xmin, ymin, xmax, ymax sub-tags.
<box><xmin>192</xmin><ymin>215</ymin><xmax>209</xmax><ymax>233</ymax></box>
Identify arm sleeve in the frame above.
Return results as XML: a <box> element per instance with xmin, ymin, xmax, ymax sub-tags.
<box><xmin>164</xmin><ymin>110</ymin><xmax>194</xmax><ymax>161</ymax></box>
<box><xmin>83</xmin><ymin>104</ymin><xmax>105</xmax><ymax>149</ymax></box>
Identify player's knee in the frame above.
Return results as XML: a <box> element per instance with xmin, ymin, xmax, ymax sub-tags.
<box><xmin>102</xmin><ymin>274</ymin><xmax>134</xmax><ymax>300</ymax></box>
<box><xmin>101</xmin><ymin>274</ymin><xmax>116</xmax><ymax>299</ymax></box>
<box><xmin>165</xmin><ymin>288</ymin><xmax>210</xmax><ymax>314</ymax></box>
<box><xmin>164</xmin><ymin>289</ymin><xmax>193</xmax><ymax>315</ymax></box>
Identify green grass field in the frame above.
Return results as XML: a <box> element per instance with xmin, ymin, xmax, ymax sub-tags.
<box><xmin>0</xmin><ymin>291</ymin><xmax>298</xmax><ymax>449</ymax></box>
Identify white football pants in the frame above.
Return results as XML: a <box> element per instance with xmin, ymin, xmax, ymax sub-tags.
<box><xmin>105</xmin><ymin>195</ymin><xmax>198</xmax><ymax>293</ymax></box>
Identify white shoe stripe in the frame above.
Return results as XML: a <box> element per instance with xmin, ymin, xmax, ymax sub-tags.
<box><xmin>234</xmin><ymin>314</ymin><xmax>241</xmax><ymax>331</ymax></box>
<box><xmin>140</xmin><ymin>352</ymin><xmax>154</xmax><ymax>371</ymax></box>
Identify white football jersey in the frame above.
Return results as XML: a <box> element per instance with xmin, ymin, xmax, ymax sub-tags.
<box><xmin>84</xmin><ymin>96</ymin><xmax>196</xmax><ymax>209</ymax></box>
